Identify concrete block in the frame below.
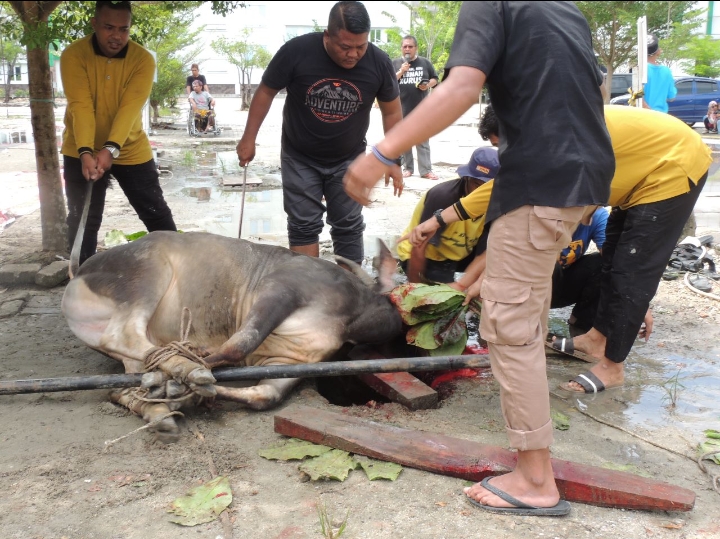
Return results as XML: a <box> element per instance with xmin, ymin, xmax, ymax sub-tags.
<box><xmin>0</xmin><ymin>300</ymin><xmax>24</xmax><ymax>318</ymax></box>
<box><xmin>35</xmin><ymin>260</ymin><xmax>70</xmax><ymax>288</ymax></box>
<box><xmin>0</xmin><ymin>263</ymin><xmax>43</xmax><ymax>285</ymax></box>
<box><xmin>0</xmin><ymin>290</ymin><xmax>31</xmax><ymax>303</ymax></box>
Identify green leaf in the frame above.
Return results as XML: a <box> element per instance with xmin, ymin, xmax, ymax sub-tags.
<box><xmin>704</xmin><ymin>429</ymin><xmax>720</xmax><ymax>440</ymax></box>
<box><xmin>406</xmin><ymin>321</ymin><xmax>440</xmax><ymax>350</ymax></box>
<box><xmin>299</xmin><ymin>449</ymin><xmax>358</xmax><ymax>481</ymax></box>
<box><xmin>601</xmin><ymin>462</ymin><xmax>652</xmax><ymax>478</ymax></box>
<box><xmin>433</xmin><ymin>304</ymin><xmax>469</xmax><ymax>346</ymax></box>
<box><xmin>167</xmin><ymin>476</ymin><xmax>232</xmax><ymax>526</ymax></box>
<box><xmin>104</xmin><ymin>229</ymin><xmax>128</xmax><ymax>247</ymax></box>
<box><xmin>698</xmin><ymin>440</ymin><xmax>720</xmax><ymax>465</ymax></box>
<box><xmin>551</xmin><ymin>409</ymin><xmax>570</xmax><ymax>431</ymax></box>
<box><xmin>427</xmin><ymin>334</ymin><xmax>467</xmax><ymax>357</ymax></box>
<box><xmin>258</xmin><ymin>438</ymin><xmax>333</xmax><ymax>461</ymax></box>
<box><xmin>125</xmin><ymin>231</ymin><xmax>148</xmax><ymax>241</ymax></box>
<box><xmin>354</xmin><ymin>455</ymin><xmax>402</xmax><ymax>481</ymax></box>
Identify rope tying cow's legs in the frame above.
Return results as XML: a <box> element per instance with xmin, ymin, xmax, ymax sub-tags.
<box><xmin>142</xmin><ymin>308</ymin><xmax>217</xmax><ymax>395</ymax></box>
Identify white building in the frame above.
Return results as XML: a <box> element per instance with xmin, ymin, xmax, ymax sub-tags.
<box><xmin>185</xmin><ymin>1</ymin><xmax>412</xmax><ymax>94</ymax></box>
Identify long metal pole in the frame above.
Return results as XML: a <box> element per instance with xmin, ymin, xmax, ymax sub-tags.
<box><xmin>0</xmin><ymin>355</ymin><xmax>490</xmax><ymax>395</ymax></box>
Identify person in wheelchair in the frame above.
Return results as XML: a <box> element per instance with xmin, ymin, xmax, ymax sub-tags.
<box><xmin>188</xmin><ymin>79</ymin><xmax>217</xmax><ymax>133</ymax></box>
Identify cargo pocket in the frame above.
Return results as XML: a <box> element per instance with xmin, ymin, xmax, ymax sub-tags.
<box><xmin>480</xmin><ymin>278</ymin><xmax>533</xmax><ymax>345</ymax></box>
<box><xmin>528</xmin><ymin>206</ymin><xmax>569</xmax><ymax>251</ymax></box>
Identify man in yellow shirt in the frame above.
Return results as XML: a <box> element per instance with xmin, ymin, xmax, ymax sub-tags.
<box><xmin>61</xmin><ymin>1</ymin><xmax>176</xmax><ymax>264</ymax></box>
<box><xmin>407</xmin><ymin>105</ymin><xmax>711</xmax><ymax>394</ymax></box>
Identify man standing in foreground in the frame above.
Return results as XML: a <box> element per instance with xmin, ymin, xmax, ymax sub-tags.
<box><xmin>344</xmin><ymin>1</ymin><xmax>614</xmax><ymax>515</ymax></box>
<box><xmin>393</xmin><ymin>35</ymin><xmax>439</xmax><ymax>180</ymax></box>
<box><xmin>236</xmin><ymin>1</ymin><xmax>403</xmax><ymax>264</ymax></box>
<box><xmin>61</xmin><ymin>1</ymin><xmax>176</xmax><ymax>265</ymax></box>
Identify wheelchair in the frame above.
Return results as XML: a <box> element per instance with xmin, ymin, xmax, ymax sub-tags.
<box><xmin>187</xmin><ymin>107</ymin><xmax>221</xmax><ymax>136</ymax></box>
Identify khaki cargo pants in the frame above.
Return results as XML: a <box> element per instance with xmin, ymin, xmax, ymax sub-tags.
<box><xmin>480</xmin><ymin>205</ymin><xmax>586</xmax><ymax>451</ymax></box>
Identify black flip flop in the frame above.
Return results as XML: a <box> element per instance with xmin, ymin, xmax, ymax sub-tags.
<box><xmin>465</xmin><ymin>477</ymin><xmax>571</xmax><ymax>516</ymax></box>
<box><xmin>562</xmin><ymin>371</ymin><xmax>607</xmax><ymax>394</ymax></box>
<box><xmin>688</xmin><ymin>273</ymin><xmax>713</xmax><ymax>293</ymax></box>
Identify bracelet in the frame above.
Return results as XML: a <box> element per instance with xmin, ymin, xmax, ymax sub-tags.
<box><xmin>370</xmin><ymin>145</ymin><xmax>401</xmax><ymax>166</ymax></box>
<box><xmin>433</xmin><ymin>209</ymin><xmax>446</xmax><ymax>227</ymax></box>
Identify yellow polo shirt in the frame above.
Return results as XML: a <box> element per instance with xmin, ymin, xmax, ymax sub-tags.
<box><xmin>60</xmin><ymin>35</ymin><xmax>155</xmax><ymax>165</ymax></box>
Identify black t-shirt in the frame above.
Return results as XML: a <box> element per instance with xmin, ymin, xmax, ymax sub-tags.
<box><xmin>262</xmin><ymin>32</ymin><xmax>399</xmax><ymax>165</ymax></box>
<box><xmin>446</xmin><ymin>1</ymin><xmax>614</xmax><ymax>222</ymax></box>
<box><xmin>186</xmin><ymin>74</ymin><xmax>207</xmax><ymax>89</ymax></box>
<box><xmin>392</xmin><ymin>56</ymin><xmax>439</xmax><ymax>116</ymax></box>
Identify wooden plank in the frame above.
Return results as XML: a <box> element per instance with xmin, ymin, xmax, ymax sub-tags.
<box><xmin>356</xmin><ymin>372</ymin><xmax>438</xmax><ymax>410</ymax></box>
<box><xmin>274</xmin><ymin>405</ymin><xmax>695</xmax><ymax>512</ymax></box>
<box><xmin>349</xmin><ymin>344</ymin><xmax>438</xmax><ymax>410</ymax></box>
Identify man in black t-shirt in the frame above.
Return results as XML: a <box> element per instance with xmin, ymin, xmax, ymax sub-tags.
<box><xmin>392</xmin><ymin>35</ymin><xmax>439</xmax><ymax>179</ymax></box>
<box><xmin>236</xmin><ymin>1</ymin><xmax>403</xmax><ymax>264</ymax></box>
<box><xmin>345</xmin><ymin>2</ymin><xmax>614</xmax><ymax>516</ymax></box>
<box><xmin>185</xmin><ymin>63</ymin><xmax>208</xmax><ymax>97</ymax></box>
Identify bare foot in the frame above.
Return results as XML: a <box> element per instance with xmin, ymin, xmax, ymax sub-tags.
<box><xmin>561</xmin><ymin>356</ymin><xmax>624</xmax><ymax>392</ymax></box>
<box><xmin>464</xmin><ymin>469</ymin><xmax>560</xmax><ymax>509</ymax></box>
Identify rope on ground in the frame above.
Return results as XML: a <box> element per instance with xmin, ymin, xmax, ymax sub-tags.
<box><xmin>550</xmin><ymin>389</ymin><xmax>720</xmax><ymax>495</ymax></box>
<box><xmin>102</xmin><ymin>410</ymin><xmax>184</xmax><ymax>451</ymax></box>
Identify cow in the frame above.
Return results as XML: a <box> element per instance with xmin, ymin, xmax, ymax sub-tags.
<box><xmin>61</xmin><ymin>231</ymin><xmax>403</xmax><ymax>442</ymax></box>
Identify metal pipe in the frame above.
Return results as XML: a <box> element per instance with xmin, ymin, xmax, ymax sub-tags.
<box><xmin>0</xmin><ymin>355</ymin><xmax>490</xmax><ymax>395</ymax></box>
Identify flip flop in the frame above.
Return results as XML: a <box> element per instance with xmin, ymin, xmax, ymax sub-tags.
<box><xmin>546</xmin><ymin>338</ymin><xmax>596</xmax><ymax>363</ymax></box>
<box><xmin>561</xmin><ymin>370</ymin><xmax>607</xmax><ymax>394</ymax></box>
<box><xmin>700</xmin><ymin>257</ymin><xmax>720</xmax><ymax>281</ymax></box>
<box><xmin>688</xmin><ymin>273</ymin><xmax>713</xmax><ymax>293</ymax></box>
<box><xmin>465</xmin><ymin>477</ymin><xmax>571</xmax><ymax>516</ymax></box>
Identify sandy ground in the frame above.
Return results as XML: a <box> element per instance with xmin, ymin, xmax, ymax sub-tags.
<box><xmin>1</xmin><ymin>99</ymin><xmax>720</xmax><ymax>539</ymax></box>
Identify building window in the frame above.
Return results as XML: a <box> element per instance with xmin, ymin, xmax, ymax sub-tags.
<box><xmin>14</xmin><ymin>66</ymin><xmax>21</xmax><ymax>81</ymax></box>
<box><xmin>370</xmin><ymin>29</ymin><xmax>385</xmax><ymax>44</ymax></box>
<box><xmin>249</xmin><ymin>218</ymin><xmax>271</xmax><ymax>234</ymax></box>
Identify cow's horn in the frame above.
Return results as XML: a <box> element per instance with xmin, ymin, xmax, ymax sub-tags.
<box><xmin>333</xmin><ymin>255</ymin><xmax>375</xmax><ymax>287</ymax></box>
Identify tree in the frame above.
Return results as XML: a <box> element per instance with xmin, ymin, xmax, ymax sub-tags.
<box><xmin>0</xmin><ymin>1</ymin><xmax>244</xmax><ymax>254</ymax></box>
<box><xmin>212</xmin><ymin>31</ymin><xmax>272</xmax><ymax>110</ymax></box>
<box><xmin>575</xmin><ymin>1</ymin><xmax>699</xmax><ymax>102</ymax></box>
<box><xmin>0</xmin><ymin>5</ymin><xmax>23</xmax><ymax>103</ymax></box>
<box><xmin>677</xmin><ymin>35</ymin><xmax>720</xmax><ymax>78</ymax></box>
<box><xmin>382</xmin><ymin>1</ymin><xmax>461</xmax><ymax>72</ymax></box>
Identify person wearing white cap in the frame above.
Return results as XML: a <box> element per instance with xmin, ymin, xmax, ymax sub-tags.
<box><xmin>396</xmin><ymin>147</ymin><xmax>499</xmax><ymax>285</ymax></box>
<box><xmin>643</xmin><ymin>34</ymin><xmax>677</xmax><ymax>113</ymax></box>
<box><xmin>703</xmin><ymin>100</ymin><xmax>718</xmax><ymax>134</ymax></box>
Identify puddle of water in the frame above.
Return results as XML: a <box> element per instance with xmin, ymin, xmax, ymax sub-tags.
<box><xmin>549</xmin><ymin>308</ymin><xmax>720</xmax><ymax>440</ymax></box>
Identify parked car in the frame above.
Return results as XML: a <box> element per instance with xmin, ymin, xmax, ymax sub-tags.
<box><xmin>608</xmin><ymin>73</ymin><xmax>633</xmax><ymax>99</ymax></box>
<box><xmin>608</xmin><ymin>76</ymin><xmax>720</xmax><ymax>125</ymax></box>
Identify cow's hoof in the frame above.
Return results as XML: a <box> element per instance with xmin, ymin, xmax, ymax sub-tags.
<box><xmin>187</xmin><ymin>367</ymin><xmax>216</xmax><ymax>386</ymax></box>
<box><xmin>150</xmin><ymin>419</ymin><xmax>181</xmax><ymax>444</ymax></box>
<box><xmin>189</xmin><ymin>382</ymin><xmax>217</xmax><ymax>398</ymax></box>
<box><xmin>166</xmin><ymin>380</ymin><xmax>189</xmax><ymax>398</ymax></box>
<box><xmin>141</xmin><ymin>371</ymin><xmax>169</xmax><ymax>388</ymax></box>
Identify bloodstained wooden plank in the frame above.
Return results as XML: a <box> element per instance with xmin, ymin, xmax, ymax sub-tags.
<box><xmin>356</xmin><ymin>372</ymin><xmax>438</xmax><ymax>410</ymax></box>
<box><xmin>349</xmin><ymin>344</ymin><xmax>438</xmax><ymax>410</ymax></box>
<box><xmin>274</xmin><ymin>405</ymin><xmax>695</xmax><ymax>512</ymax></box>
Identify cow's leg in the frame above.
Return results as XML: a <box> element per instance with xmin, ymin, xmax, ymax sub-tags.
<box><xmin>109</xmin><ymin>388</ymin><xmax>183</xmax><ymax>443</ymax></box>
<box><xmin>214</xmin><ymin>377</ymin><xmax>301</xmax><ymax>410</ymax></box>
<box><xmin>202</xmin><ymin>287</ymin><xmax>304</xmax><ymax>367</ymax></box>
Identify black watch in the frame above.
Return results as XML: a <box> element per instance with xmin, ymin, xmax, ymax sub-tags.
<box><xmin>433</xmin><ymin>209</ymin><xmax>446</xmax><ymax>227</ymax></box>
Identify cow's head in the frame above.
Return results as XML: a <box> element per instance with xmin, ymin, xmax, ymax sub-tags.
<box><xmin>334</xmin><ymin>239</ymin><xmax>398</xmax><ymax>294</ymax></box>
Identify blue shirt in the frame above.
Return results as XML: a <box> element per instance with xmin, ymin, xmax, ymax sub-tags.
<box><xmin>557</xmin><ymin>207</ymin><xmax>609</xmax><ymax>267</ymax></box>
<box><xmin>644</xmin><ymin>64</ymin><xmax>677</xmax><ymax>113</ymax></box>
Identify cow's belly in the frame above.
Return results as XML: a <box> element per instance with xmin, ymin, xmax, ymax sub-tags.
<box><xmin>246</xmin><ymin>309</ymin><xmax>345</xmax><ymax>366</ymax></box>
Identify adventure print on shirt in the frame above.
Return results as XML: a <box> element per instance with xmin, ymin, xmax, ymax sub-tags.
<box><xmin>306</xmin><ymin>79</ymin><xmax>363</xmax><ymax>123</ymax></box>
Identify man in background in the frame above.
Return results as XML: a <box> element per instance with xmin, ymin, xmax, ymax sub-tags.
<box><xmin>643</xmin><ymin>35</ymin><xmax>676</xmax><ymax>113</ymax></box>
<box><xmin>393</xmin><ymin>35</ymin><xmax>439</xmax><ymax>180</ymax></box>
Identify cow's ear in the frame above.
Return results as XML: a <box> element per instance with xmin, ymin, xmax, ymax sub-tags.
<box><xmin>373</xmin><ymin>239</ymin><xmax>399</xmax><ymax>294</ymax></box>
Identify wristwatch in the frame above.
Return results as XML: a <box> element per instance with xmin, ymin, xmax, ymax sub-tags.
<box><xmin>103</xmin><ymin>145</ymin><xmax>120</xmax><ymax>159</ymax></box>
<box><xmin>433</xmin><ymin>209</ymin><xmax>446</xmax><ymax>227</ymax></box>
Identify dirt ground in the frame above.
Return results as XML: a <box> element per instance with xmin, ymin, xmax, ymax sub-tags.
<box><xmin>1</xmin><ymin>102</ymin><xmax>720</xmax><ymax>539</ymax></box>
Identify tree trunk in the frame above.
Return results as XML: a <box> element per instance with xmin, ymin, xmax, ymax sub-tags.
<box><xmin>27</xmin><ymin>44</ymin><xmax>67</xmax><ymax>251</ymax></box>
<box><xmin>12</xmin><ymin>1</ymin><xmax>66</xmax><ymax>252</ymax></box>
<box><xmin>150</xmin><ymin>99</ymin><xmax>160</xmax><ymax>123</ymax></box>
